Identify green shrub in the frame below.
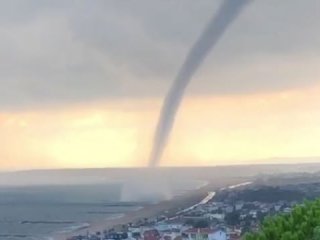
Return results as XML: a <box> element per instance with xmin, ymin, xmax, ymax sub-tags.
<box><xmin>244</xmin><ymin>199</ymin><xmax>320</xmax><ymax>240</ymax></box>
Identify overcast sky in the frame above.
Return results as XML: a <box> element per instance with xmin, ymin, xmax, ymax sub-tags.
<box><xmin>1</xmin><ymin>0</ymin><xmax>320</xmax><ymax>110</ymax></box>
<box><xmin>1</xmin><ymin>0</ymin><xmax>320</xmax><ymax>169</ymax></box>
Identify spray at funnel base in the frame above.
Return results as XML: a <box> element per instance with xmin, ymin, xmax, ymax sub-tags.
<box><xmin>149</xmin><ymin>0</ymin><xmax>252</xmax><ymax>167</ymax></box>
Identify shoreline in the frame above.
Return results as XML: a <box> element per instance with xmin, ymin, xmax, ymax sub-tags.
<box><xmin>51</xmin><ymin>178</ymin><xmax>251</xmax><ymax>240</ymax></box>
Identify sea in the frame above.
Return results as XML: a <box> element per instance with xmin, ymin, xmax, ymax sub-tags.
<box><xmin>0</xmin><ymin>180</ymin><xmax>205</xmax><ymax>240</ymax></box>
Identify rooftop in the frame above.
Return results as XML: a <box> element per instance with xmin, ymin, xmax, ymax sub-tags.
<box><xmin>184</xmin><ymin>228</ymin><xmax>217</xmax><ymax>234</ymax></box>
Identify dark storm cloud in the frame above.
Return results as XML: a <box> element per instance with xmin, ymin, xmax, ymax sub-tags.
<box><xmin>0</xmin><ymin>0</ymin><xmax>320</xmax><ymax>109</ymax></box>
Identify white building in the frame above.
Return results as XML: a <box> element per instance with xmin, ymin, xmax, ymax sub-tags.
<box><xmin>155</xmin><ymin>219</ymin><xmax>185</xmax><ymax>233</ymax></box>
<box><xmin>235</xmin><ymin>203</ymin><xmax>244</xmax><ymax>211</ymax></box>
<box><xmin>283</xmin><ymin>207</ymin><xmax>292</xmax><ymax>213</ymax></box>
<box><xmin>249</xmin><ymin>210</ymin><xmax>257</xmax><ymax>219</ymax></box>
<box><xmin>205</xmin><ymin>213</ymin><xmax>225</xmax><ymax>221</ymax></box>
<box><xmin>274</xmin><ymin>205</ymin><xmax>281</xmax><ymax>212</ymax></box>
<box><xmin>225</xmin><ymin>206</ymin><xmax>234</xmax><ymax>213</ymax></box>
<box><xmin>184</xmin><ymin>228</ymin><xmax>227</xmax><ymax>240</ymax></box>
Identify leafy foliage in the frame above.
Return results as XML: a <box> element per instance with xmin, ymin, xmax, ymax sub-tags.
<box><xmin>184</xmin><ymin>219</ymin><xmax>210</xmax><ymax>228</ymax></box>
<box><xmin>244</xmin><ymin>199</ymin><xmax>320</xmax><ymax>240</ymax></box>
<box><xmin>225</xmin><ymin>211</ymin><xmax>240</xmax><ymax>226</ymax></box>
<box><xmin>193</xmin><ymin>219</ymin><xmax>210</xmax><ymax>228</ymax></box>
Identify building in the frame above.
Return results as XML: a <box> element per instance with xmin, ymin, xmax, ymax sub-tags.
<box><xmin>143</xmin><ymin>229</ymin><xmax>160</xmax><ymax>240</ymax></box>
<box><xmin>105</xmin><ymin>232</ymin><xmax>128</xmax><ymax>240</ymax></box>
<box><xmin>225</xmin><ymin>206</ymin><xmax>234</xmax><ymax>214</ymax></box>
<box><xmin>155</xmin><ymin>220</ymin><xmax>184</xmax><ymax>232</ymax></box>
<box><xmin>183</xmin><ymin>228</ymin><xmax>227</xmax><ymax>240</ymax></box>
<box><xmin>235</xmin><ymin>203</ymin><xmax>244</xmax><ymax>211</ymax></box>
<box><xmin>205</xmin><ymin>213</ymin><xmax>225</xmax><ymax>221</ymax></box>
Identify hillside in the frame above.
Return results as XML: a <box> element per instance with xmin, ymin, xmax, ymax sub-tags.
<box><xmin>244</xmin><ymin>199</ymin><xmax>320</xmax><ymax>240</ymax></box>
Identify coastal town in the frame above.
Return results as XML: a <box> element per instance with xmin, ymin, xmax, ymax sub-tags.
<box><xmin>65</xmin><ymin>180</ymin><xmax>319</xmax><ymax>240</ymax></box>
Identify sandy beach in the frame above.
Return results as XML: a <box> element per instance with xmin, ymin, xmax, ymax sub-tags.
<box><xmin>52</xmin><ymin>177</ymin><xmax>249</xmax><ymax>240</ymax></box>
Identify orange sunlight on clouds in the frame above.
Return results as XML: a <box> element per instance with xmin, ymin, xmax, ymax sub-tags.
<box><xmin>1</xmin><ymin>85</ymin><xmax>320</xmax><ymax>170</ymax></box>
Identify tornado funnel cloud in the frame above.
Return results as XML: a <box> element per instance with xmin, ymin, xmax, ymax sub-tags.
<box><xmin>149</xmin><ymin>0</ymin><xmax>252</xmax><ymax>167</ymax></box>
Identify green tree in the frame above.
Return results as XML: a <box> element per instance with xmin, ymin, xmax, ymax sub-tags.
<box><xmin>313</xmin><ymin>226</ymin><xmax>320</xmax><ymax>240</ymax></box>
<box><xmin>193</xmin><ymin>219</ymin><xmax>210</xmax><ymax>228</ymax></box>
<box><xmin>244</xmin><ymin>199</ymin><xmax>320</xmax><ymax>240</ymax></box>
<box><xmin>225</xmin><ymin>211</ymin><xmax>240</xmax><ymax>226</ymax></box>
